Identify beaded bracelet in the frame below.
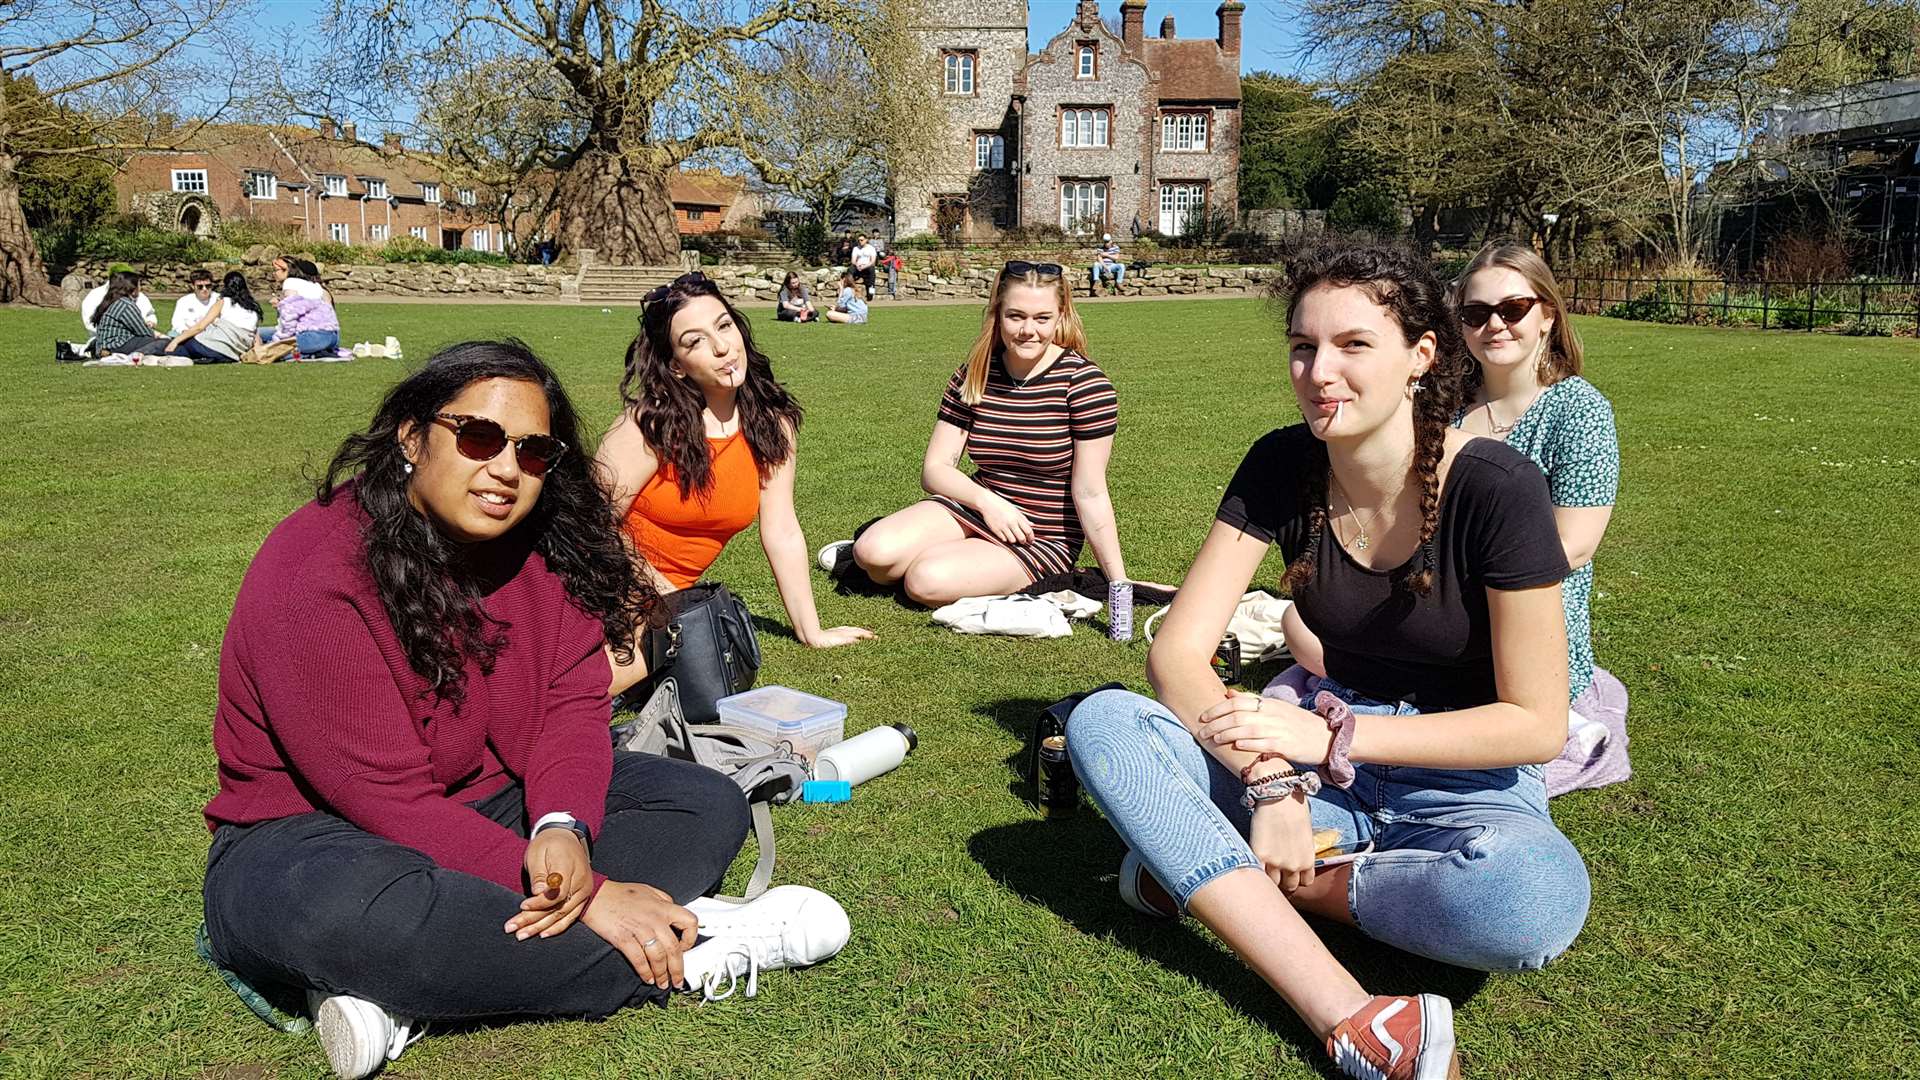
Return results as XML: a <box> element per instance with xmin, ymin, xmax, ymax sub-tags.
<box><xmin>1238</xmin><ymin>751</ymin><xmax>1287</xmax><ymax>787</ymax></box>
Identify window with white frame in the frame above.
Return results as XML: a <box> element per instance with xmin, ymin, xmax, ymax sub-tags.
<box><xmin>245</xmin><ymin>171</ymin><xmax>277</xmax><ymax>199</ymax></box>
<box><xmin>471</xmin><ymin>227</ymin><xmax>491</xmax><ymax>251</ymax></box>
<box><xmin>974</xmin><ymin>133</ymin><xmax>1005</xmax><ymax>170</ymax></box>
<box><xmin>458</xmin><ymin>187</ymin><xmax>476</xmax><ymax>205</ymax></box>
<box><xmin>942</xmin><ymin>51</ymin><xmax>975</xmax><ymax>94</ymax></box>
<box><xmin>1077</xmin><ymin>45</ymin><xmax>1096</xmax><ymax>78</ymax></box>
<box><xmin>328</xmin><ymin>222</ymin><xmax>350</xmax><ymax>242</ymax></box>
<box><xmin>369</xmin><ymin>224</ymin><xmax>389</xmax><ymax>242</ymax></box>
<box><xmin>1059</xmin><ymin>180</ymin><xmax>1108</xmax><ymax>232</ymax></box>
<box><xmin>409</xmin><ymin>226</ymin><xmax>428</xmax><ymax>240</ymax></box>
<box><xmin>419</xmin><ymin>182</ymin><xmax>441</xmax><ymax>204</ymax></box>
<box><xmin>362</xmin><ymin>178</ymin><xmax>388</xmax><ymax>199</ymax></box>
<box><xmin>1159</xmin><ymin>183</ymin><xmax>1205</xmax><ymax>235</ymax></box>
<box><xmin>324</xmin><ymin>174</ymin><xmax>348</xmax><ymax>197</ymax></box>
<box><xmin>171</xmin><ymin>169</ymin><xmax>208</xmax><ymax>194</ymax></box>
<box><xmin>1060</xmin><ymin>108</ymin><xmax>1110</xmax><ymax>148</ymax></box>
<box><xmin>1161</xmin><ymin>112</ymin><xmax>1209</xmax><ymax>152</ymax></box>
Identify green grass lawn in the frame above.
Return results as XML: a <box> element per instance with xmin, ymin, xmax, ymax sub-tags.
<box><xmin>1</xmin><ymin>298</ymin><xmax>1916</xmax><ymax>1079</ymax></box>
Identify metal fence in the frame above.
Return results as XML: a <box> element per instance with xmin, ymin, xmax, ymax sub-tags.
<box><xmin>1557</xmin><ymin>273</ymin><xmax>1920</xmax><ymax>336</ymax></box>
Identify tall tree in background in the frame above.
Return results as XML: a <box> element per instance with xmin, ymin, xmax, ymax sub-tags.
<box><xmin>325</xmin><ymin>0</ymin><xmax>916</xmax><ymax>265</ymax></box>
<box><xmin>0</xmin><ymin>0</ymin><xmax>248</xmax><ymax>304</ymax></box>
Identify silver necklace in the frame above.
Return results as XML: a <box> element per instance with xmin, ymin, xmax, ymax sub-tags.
<box><xmin>1329</xmin><ymin>473</ymin><xmax>1379</xmax><ymax>552</ymax></box>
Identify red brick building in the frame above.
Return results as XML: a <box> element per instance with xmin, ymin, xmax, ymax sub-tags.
<box><xmin>116</xmin><ymin>121</ymin><xmax>513</xmax><ymax>253</ymax></box>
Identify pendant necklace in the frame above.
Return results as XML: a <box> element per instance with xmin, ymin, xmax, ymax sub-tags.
<box><xmin>1329</xmin><ymin>473</ymin><xmax>1378</xmax><ymax>552</ymax></box>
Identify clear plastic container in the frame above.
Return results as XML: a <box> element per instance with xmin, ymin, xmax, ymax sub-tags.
<box><xmin>715</xmin><ymin>685</ymin><xmax>847</xmax><ymax>761</ymax></box>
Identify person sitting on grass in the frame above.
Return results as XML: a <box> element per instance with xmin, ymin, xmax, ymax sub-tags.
<box><xmin>596</xmin><ymin>273</ymin><xmax>873</xmax><ymax>697</ymax></box>
<box><xmin>776</xmin><ymin>270</ymin><xmax>818</xmax><ymax>323</ymax></box>
<box><xmin>827</xmin><ymin>260</ymin><xmax>1130</xmax><ymax>606</ymax></box>
<box><xmin>90</xmin><ymin>270</ymin><xmax>173</xmax><ymax>356</ymax></box>
<box><xmin>257</xmin><ymin>258</ymin><xmax>342</xmax><ymax>357</ymax></box>
<box><xmin>1065</xmin><ymin>241</ymin><xmax>1588</xmax><ymax>1080</ymax></box>
<box><xmin>170</xmin><ymin>269</ymin><xmax>219</xmax><ymax>336</ymax></box>
<box><xmin>164</xmin><ymin>271</ymin><xmax>262</xmax><ymax>364</ymax></box>
<box><xmin>824</xmin><ymin>270</ymin><xmax>868</xmax><ymax>324</ymax></box>
<box><xmin>200</xmin><ymin>340</ymin><xmax>851</xmax><ymax>1080</ymax></box>
<box><xmin>1281</xmin><ymin>240</ymin><xmax>1622</xmax><ymax>766</ymax></box>
<box><xmin>81</xmin><ymin>265</ymin><xmax>158</xmax><ymax>335</ymax></box>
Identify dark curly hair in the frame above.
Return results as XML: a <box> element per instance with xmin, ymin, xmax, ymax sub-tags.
<box><xmin>1275</xmin><ymin>240</ymin><xmax>1473</xmax><ymax>597</ymax></box>
<box><xmin>317</xmin><ymin>339</ymin><xmax>659</xmax><ymax>705</ymax></box>
<box><xmin>619</xmin><ymin>274</ymin><xmax>803</xmax><ymax>497</ymax></box>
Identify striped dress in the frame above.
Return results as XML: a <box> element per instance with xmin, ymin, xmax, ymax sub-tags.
<box><xmin>932</xmin><ymin>349</ymin><xmax>1119</xmax><ymax>579</ymax></box>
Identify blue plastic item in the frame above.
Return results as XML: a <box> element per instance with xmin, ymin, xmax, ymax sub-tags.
<box><xmin>801</xmin><ymin>780</ymin><xmax>851</xmax><ymax>803</ymax></box>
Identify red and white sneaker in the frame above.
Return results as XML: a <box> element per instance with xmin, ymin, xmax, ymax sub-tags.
<box><xmin>1326</xmin><ymin>994</ymin><xmax>1459</xmax><ymax>1080</ymax></box>
<box><xmin>1116</xmin><ymin>850</ymin><xmax>1180</xmax><ymax>918</ymax></box>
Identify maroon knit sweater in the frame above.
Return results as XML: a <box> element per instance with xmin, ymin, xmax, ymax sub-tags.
<box><xmin>204</xmin><ymin>484</ymin><xmax>615</xmax><ymax>893</ymax></box>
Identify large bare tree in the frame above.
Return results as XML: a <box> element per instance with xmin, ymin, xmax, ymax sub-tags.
<box><xmin>0</xmin><ymin>0</ymin><xmax>250</xmax><ymax>304</ymax></box>
<box><xmin>326</xmin><ymin>0</ymin><xmax>913</xmax><ymax>265</ymax></box>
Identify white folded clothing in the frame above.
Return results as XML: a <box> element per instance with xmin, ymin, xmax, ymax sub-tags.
<box><xmin>931</xmin><ymin>594</ymin><xmax>1074</xmax><ymax>638</ymax></box>
<box><xmin>1038</xmin><ymin>590</ymin><xmax>1103</xmax><ymax>619</ymax></box>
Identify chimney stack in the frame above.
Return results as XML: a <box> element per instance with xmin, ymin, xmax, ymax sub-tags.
<box><xmin>1121</xmin><ymin>0</ymin><xmax>1145</xmax><ymax>51</ymax></box>
<box><xmin>343</xmin><ymin>121</ymin><xmax>358</xmax><ymax>143</ymax></box>
<box><xmin>1217</xmin><ymin>0</ymin><xmax>1244</xmax><ymax>57</ymax></box>
<box><xmin>1075</xmin><ymin>0</ymin><xmax>1099</xmax><ymax>28</ymax></box>
<box><xmin>1161</xmin><ymin>14</ymin><xmax>1176</xmax><ymax>38</ymax></box>
<box><xmin>384</xmin><ymin>132</ymin><xmax>403</xmax><ymax>153</ymax></box>
<box><xmin>318</xmin><ymin>117</ymin><xmax>336</xmax><ymax>139</ymax></box>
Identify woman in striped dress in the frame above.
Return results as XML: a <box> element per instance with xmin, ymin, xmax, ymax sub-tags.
<box><xmin>846</xmin><ymin>260</ymin><xmax>1128</xmax><ymax>606</ymax></box>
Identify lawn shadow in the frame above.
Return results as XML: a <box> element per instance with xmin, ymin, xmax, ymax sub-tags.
<box><xmin>971</xmin><ymin>696</ymin><xmax>1059</xmax><ymax>807</ymax></box>
<box><xmin>968</xmin><ymin>817</ymin><xmax>1491</xmax><ymax>1068</ymax></box>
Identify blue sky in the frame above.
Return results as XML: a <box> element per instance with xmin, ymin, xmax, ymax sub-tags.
<box><xmin>1025</xmin><ymin>0</ymin><xmax>1314</xmax><ymax>76</ymax></box>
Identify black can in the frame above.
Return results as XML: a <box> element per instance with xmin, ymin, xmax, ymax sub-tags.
<box><xmin>1211</xmin><ymin>631</ymin><xmax>1243</xmax><ymax>685</ymax></box>
<box><xmin>1037</xmin><ymin>734</ymin><xmax>1079</xmax><ymax>818</ymax></box>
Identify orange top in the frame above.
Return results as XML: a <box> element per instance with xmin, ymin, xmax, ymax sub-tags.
<box><xmin>623</xmin><ymin>433</ymin><xmax>762</xmax><ymax>589</ymax></box>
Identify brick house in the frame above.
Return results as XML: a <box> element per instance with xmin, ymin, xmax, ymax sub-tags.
<box><xmin>672</xmin><ymin>170</ymin><xmax>762</xmax><ymax>235</ymax></box>
<box><xmin>115</xmin><ymin>121</ymin><xmax>513</xmax><ymax>253</ymax></box>
<box><xmin>899</xmin><ymin>0</ymin><xmax>1242</xmax><ymax>239</ymax></box>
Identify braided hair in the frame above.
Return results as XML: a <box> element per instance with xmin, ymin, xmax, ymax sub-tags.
<box><xmin>1276</xmin><ymin>241</ymin><xmax>1472</xmax><ymax>597</ymax></box>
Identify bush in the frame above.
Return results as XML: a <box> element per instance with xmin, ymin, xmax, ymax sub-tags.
<box><xmin>1327</xmin><ymin>183</ymin><xmax>1400</xmax><ymax>237</ymax></box>
<box><xmin>75</xmin><ymin>218</ymin><xmax>223</xmax><ymax>264</ymax></box>
<box><xmin>892</xmin><ymin>234</ymin><xmax>941</xmax><ymax>251</ymax></box>
<box><xmin>788</xmin><ymin>219</ymin><xmax>830</xmax><ymax>265</ymax></box>
<box><xmin>1760</xmin><ymin>231</ymin><xmax>1854</xmax><ymax>284</ymax></box>
<box><xmin>371</xmin><ymin>238</ymin><xmax>511</xmax><ymax>267</ymax></box>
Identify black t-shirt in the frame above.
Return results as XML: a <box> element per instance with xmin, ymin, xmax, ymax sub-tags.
<box><xmin>1216</xmin><ymin>425</ymin><xmax>1569</xmax><ymax>708</ymax></box>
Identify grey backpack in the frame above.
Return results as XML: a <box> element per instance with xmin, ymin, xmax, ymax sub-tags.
<box><xmin>610</xmin><ymin>678</ymin><xmax>809</xmax><ymax>900</ymax></box>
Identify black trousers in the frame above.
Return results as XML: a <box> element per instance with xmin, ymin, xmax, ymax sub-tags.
<box><xmin>857</xmin><ymin>265</ymin><xmax>876</xmax><ymax>297</ymax></box>
<box><xmin>202</xmin><ymin>753</ymin><xmax>750</xmax><ymax>1021</ymax></box>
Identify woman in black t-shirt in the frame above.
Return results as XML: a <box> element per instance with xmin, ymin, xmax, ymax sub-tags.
<box><xmin>1066</xmin><ymin>242</ymin><xmax>1588</xmax><ymax>1080</ymax></box>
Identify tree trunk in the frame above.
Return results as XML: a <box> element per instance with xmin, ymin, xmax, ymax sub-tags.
<box><xmin>552</xmin><ymin>149</ymin><xmax>682</xmax><ymax>265</ymax></box>
<box><xmin>0</xmin><ymin>157</ymin><xmax>62</xmax><ymax>306</ymax></box>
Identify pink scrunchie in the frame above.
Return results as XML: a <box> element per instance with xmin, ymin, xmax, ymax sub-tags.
<box><xmin>1313</xmin><ymin>690</ymin><xmax>1357</xmax><ymax>789</ymax></box>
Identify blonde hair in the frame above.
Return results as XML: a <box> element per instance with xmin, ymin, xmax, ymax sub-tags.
<box><xmin>959</xmin><ymin>266</ymin><xmax>1088</xmax><ymax>404</ymax></box>
<box><xmin>1458</xmin><ymin>240</ymin><xmax>1583</xmax><ymax>383</ymax></box>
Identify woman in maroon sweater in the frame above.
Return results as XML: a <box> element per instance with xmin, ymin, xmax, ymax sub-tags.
<box><xmin>202</xmin><ymin>341</ymin><xmax>848</xmax><ymax>1079</ymax></box>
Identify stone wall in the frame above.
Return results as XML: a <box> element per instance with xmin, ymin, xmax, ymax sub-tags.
<box><xmin>703</xmin><ymin>259</ymin><xmax>1276</xmax><ymax>304</ymax></box>
<box><xmin>60</xmin><ymin>256</ymin><xmax>573</xmax><ymax>308</ymax></box>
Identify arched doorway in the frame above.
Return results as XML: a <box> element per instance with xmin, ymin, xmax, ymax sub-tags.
<box><xmin>180</xmin><ymin>204</ymin><xmax>202</xmax><ymax>234</ymax></box>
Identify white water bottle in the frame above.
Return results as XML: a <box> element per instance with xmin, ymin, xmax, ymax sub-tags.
<box><xmin>812</xmin><ymin>724</ymin><xmax>918</xmax><ymax>787</ymax></box>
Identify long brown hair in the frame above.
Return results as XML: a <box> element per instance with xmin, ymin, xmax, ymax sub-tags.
<box><xmin>1276</xmin><ymin>241</ymin><xmax>1473</xmax><ymax>597</ymax></box>
<box><xmin>1457</xmin><ymin>240</ymin><xmax>1582</xmax><ymax>384</ymax></box>
<box><xmin>958</xmin><ymin>264</ymin><xmax>1089</xmax><ymax>405</ymax></box>
<box><xmin>620</xmin><ymin>274</ymin><xmax>803</xmax><ymax>498</ymax></box>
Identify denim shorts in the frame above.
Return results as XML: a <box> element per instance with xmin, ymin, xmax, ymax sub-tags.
<box><xmin>1067</xmin><ymin>682</ymin><xmax>1591</xmax><ymax>971</ymax></box>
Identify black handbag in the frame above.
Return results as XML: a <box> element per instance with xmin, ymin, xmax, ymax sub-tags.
<box><xmin>643</xmin><ymin>582</ymin><xmax>761</xmax><ymax>725</ymax></box>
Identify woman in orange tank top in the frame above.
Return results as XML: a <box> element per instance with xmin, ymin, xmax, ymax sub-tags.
<box><xmin>596</xmin><ymin>273</ymin><xmax>874</xmax><ymax>695</ymax></box>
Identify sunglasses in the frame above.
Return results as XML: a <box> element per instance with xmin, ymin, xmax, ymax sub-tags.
<box><xmin>642</xmin><ymin>271</ymin><xmax>709</xmax><ymax>305</ymax></box>
<box><xmin>1001</xmin><ymin>260</ymin><xmax>1064</xmax><ymax>279</ymax></box>
<box><xmin>193</xmin><ymin>282</ymin><xmax>214</xmax><ymax>290</ymax></box>
<box><xmin>431</xmin><ymin>413</ymin><xmax>567</xmax><ymax>477</ymax></box>
<box><xmin>1458</xmin><ymin>296</ymin><xmax>1543</xmax><ymax>329</ymax></box>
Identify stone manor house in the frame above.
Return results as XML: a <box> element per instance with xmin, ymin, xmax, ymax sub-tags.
<box><xmin>896</xmin><ymin>0</ymin><xmax>1243</xmax><ymax>240</ymax></box>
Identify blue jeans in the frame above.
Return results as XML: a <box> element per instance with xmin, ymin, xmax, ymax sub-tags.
<box><xmin>1091</xmin><ymin>263</ymin><xmax>1125</xmax><ymax>290</ymax></box>
<box><xmin>256</xmin><ymin>328</ymin><xmax>340</xmax><ymax>355</ymax></box>
<box><xmin>1066</xmin><ymin>684</ymin><xmax>1590</xmax><ymax>971</ymax></box>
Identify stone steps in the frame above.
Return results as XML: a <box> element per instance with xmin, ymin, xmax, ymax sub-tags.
<box><xmin>577</xmin><ymin>266</ymin><xmax>683</xmax><ymax>304</ymax></box>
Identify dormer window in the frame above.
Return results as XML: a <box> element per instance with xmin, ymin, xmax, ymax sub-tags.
<box><xmin>323</xmin><ymin>174</ymin><xmax>348</xmax><ymax>197</ymax></box>
<box><xmin>420</xmin><ymin>182</ymin><xmax>441</xmax><ymax>204</ymax></box>
<box><xmin>362</xmin><ymin>178</ymin><xmax>389</xmax><ymax>199</ymax></box>
<box><xmin>459</xmin><ymin>187</ymin><xmax>476</xmax><ymax>205</ymax></box>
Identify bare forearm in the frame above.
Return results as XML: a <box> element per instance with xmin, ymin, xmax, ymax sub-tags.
<box><xmin>1348</xmin><ymin>703</ymin><xmax>1565</xmax><ymax>769</ymax></box>
<box><xmin>920</xmin><ymin>462</ymin><xmax>992</xmax><ymax>510</ymax></box>
<box><xmin>762</xmin><ymin>527</ymin><xmax>824</xmax><ymax>642</ymax></box>
<box><xmin>1147</xmin><ymin>646</ymin><xmax>1265</xmax><ymax>776</ymax></box>
<box><xmin>1073</xmin><ymin>490</ymin><xmax>1126</xmax><ymax>582</ymax></box>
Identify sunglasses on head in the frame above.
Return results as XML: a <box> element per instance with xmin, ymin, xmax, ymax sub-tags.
<box><xmin>1458</xmin><ymin>296</ymin><xmax>1542</xmax><ymax>329</ymax></box>
<box><xmin>431</xmin><ymin>413</ymin><xmax>567</xmax><ymax>477</ymax></box>
<box><xmin>642</xmin><ymin>271</ymin><xmax>709</xmax><ymax>305</ymax></box>
<box><xmin>1001</xmin><ymin>260</ymin><xmax>1064</xmax><ymax>279</ymax></box>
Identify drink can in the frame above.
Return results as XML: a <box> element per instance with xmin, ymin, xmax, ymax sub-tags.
<box><xmin>1107</xmin><ymin>579</ymin><xmax>1134</xmax><ymax>642</ymax></box>
<box><xmin>1037</xmin><ymin>734</ymin><xmax>1079</xmax><ymax>818</ymax></box>
<box><xmin>1211</xmin><ymin>631</ymin><xmax>1242</xmax><ymax>685</ymax></box>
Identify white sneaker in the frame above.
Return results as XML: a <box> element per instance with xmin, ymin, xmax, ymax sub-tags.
<box><xmin>305</xmin><ymin>989</ymin><xmax>423</xmax><ymax>1079</ymax></box>
<box><xmin>1117</xmin><ymin>850</ymin><xmax>1180</xmax><ymax>918</ymax></box>
<box><xmin>682</xmin><ymin>886</ymin><xmax>851</xmax><ymax>1001</ymax></box>
<box><xmin>816</xmin><ymin>540</ymin><xmax>855</xmax><ymax>574</ymax></box>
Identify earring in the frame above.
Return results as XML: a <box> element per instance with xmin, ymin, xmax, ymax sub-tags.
<box><xmin>404</xmin><ymin>462</ymin><xmax>414</xmax><ymax>475</ymax></box>
<box><xmin>1409</xmin><ymin>380</ymin><xmax>1424</xmax><ymax>396</ymax></box>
